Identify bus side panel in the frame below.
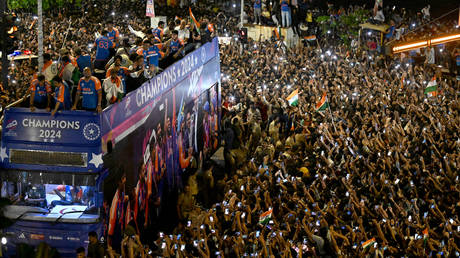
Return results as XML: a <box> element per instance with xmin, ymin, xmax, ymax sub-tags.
<box><xmin>101</xmin><ymin>39</ymin><xmax>221</xmax><ymax>252</ymax></box>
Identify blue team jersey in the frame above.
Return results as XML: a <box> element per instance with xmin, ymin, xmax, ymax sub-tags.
<box><xmin>143</xmin><ymin>45</ymin><xmax>163</xmax><ymax>67</ymax></box>
<box><xmin>95</xmin><ymin>36</ymin><xmax>113</xmax><ymax>60</ymax></box>
<box><xmin>169</xmin><ymin>39</ymin><xmax>184</xmax><ymax>54</ymax></box>
<box><xmin>54</xmin><ymin>81</ymin><xmax>72</xmax><ymax>110</ymax></box>
<box><xmin>281</xmin><ymin>1</ymin><xmax>289</xmax><ymax>11</ymax></box>
<box><xmin>78</xmin><ymin>76</ymin><xmax>101</xmax><ymax>109</ymax></box>
<box><xmin>152</xmin><ymin>27</ymin><xmax>163</xmax><ymax>40</ymax></box>
<box><xmin>30</xmin><ymin>80</ymin><xmax>51</xmax><ymax>106</ymax></box>
<box><xmin>254</xmin><ymin>0</ymin><xmax>261</xmax><ymax>9</ymax></box>
<box><xmin>76</xmin><ymin>55</ymin><xmax>92</xmax><ymax>72</ymax></box>
<box><xmin>107</xmin><ymin>28</ymin><xmax>119</xmax><ymax>45</ymax></box>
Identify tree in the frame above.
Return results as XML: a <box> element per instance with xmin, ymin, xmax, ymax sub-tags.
<box><xmin>8</xmin><ymin>0</ymin><xmax>82</xmax><ymax>11</ymax></box>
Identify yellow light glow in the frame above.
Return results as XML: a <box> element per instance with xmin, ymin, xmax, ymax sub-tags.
<box><xmin>429</xmin><ymin>34</ymin><xmax>460</xmax><ymax>44</ymax></box>
<box><xmin>393</xmin><ymin>41</ymin><xmax>428</xmax><ymax>52</ymax></box>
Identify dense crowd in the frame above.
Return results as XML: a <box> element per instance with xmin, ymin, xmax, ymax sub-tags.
<box><xmin>1</xmin><ymin>0</ymin><xmax>460</xmax><ymax>257</ymax></box>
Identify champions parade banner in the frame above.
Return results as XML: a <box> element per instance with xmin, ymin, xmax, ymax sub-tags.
<box><xmin>101</xmin><ymin>37</ymin><xmax>220</xmax><ymax>148</ymax></box>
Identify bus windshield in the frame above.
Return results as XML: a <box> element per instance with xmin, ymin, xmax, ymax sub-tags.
<box><xmin>0</xmin><ymin>170</ymin><xmax>99</xmax><ymax>222</ymax></box>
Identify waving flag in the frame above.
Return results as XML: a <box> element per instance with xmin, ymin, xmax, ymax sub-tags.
<box><xmin>259</xmin><ymin>209</ymin><xmax>273</xmax><ymax>224</ymax></box>
<box><xmin>424</xmin><ymin>77</ymin><xmax>438</xmax><ymax>97</ymax></box>
<box><xmin>315</xmin><ymin>92</ymin><xmax>328</xmax><ymax>111</ymax></box>
<box><xmin>286</xmin><ymin>89</ymin><xmax>299</xmax><ymax>106</ymax></box>
<box><xmin>362</xmin><ymin>238</ymin><xmax>376</xmax><ymax>249</ymax></box>
<box><xmin>189</xmin><ymin>7</ymin><xmax>200</xmax><ymax>33</ymax></box>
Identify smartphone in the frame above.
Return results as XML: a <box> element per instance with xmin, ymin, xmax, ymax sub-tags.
<box><xmin>240</xmin><ymin>185</ymin><xmax>244</xmax><ymax>191</ymax></box>
<box><xmin>187</xmin><ymin>221</ymin><xmax>191</xmax><ymax>227</ymax></box>
<box><xmin>241</xmin><ymin>212</ymin><xmax>246</xmax><ymax>219</ymax></box>
<box><xmin>159</xmin><ymin>232</ymin><xmax>164</xmax><ymax>238</ymax></box>
<box><xmin>395</xmin><ymin>178</ymin><xmax>400</xmax><ymax>184</ymax></box>
<box><xmin>193</xmin><ymin>240</ymin><xmax>198</xmax><ymax>247</ymax></box>
<box><xmin>200</xmin><ymin>224</ymin><xmax>205</xmax><ymax>229</ymax></box>
<box><xmin>225</xmin><ymin>208</ymin><xmax>229</xmax><ymax>215</ymax></box>
<box><xmin>256</xmin><ymin>231</ymin><xmax>260</xmax><ymax>237</ymax></box>
<box><xmin>161</xmin><ymin>242</ymin><xmax>166</xmax><ymax>249</ymax></box>
<box><xmin>228</xmin><ymin>190</ymin><xmax>232</xmax><ymax>195</ymax></box>
<box><xmin>210</xmin><ymin>216</ymin><xmax>214</xmax><ymax>222</ymax></box>
<box><xmin>181</xmin><ymin>244</ymin><xmax>185</xmax><ymax>251</ymax></box>
<box><xmin>177</xmin><ymin>234</ymin><xmax>181</xmax><ymax>240</ymax></box>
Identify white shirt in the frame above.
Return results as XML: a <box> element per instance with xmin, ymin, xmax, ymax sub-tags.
<box><xmin>175</xmin><ymin>26</ymin><xmax>190</xmax><ymax>41</ymax></box>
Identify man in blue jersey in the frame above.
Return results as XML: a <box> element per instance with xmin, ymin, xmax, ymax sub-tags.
<box><xmin>29</xmin><ymin>74</ymin><xmax>52</xmax><ymax>111</ymax></box>
<box><xmin>72</xmin><ymin>67</ymin><xmax>102</xmax><ymax>112</ymax></box>
<box><xmin>152</xmin><ymin>21</ymin><xmax>165</xmax><ymax>42</ymax></box>
<box><xmin>166</xmin><ymin>30</ymin><xmax>185</xmax><ymax>61</ymax></box>
<box><xmin>107</xmin><ymin>21</ymin><xmax>120</xmax><ymax>47</ymax></box>
<box><xmin>94</xmin><ymin>30</ymin><xmax>114</xmax><ymax>70</ymax></box>
<box><xmin>280</xmin><ymin>0</ymin><xmax>290</xmax><ymax>27</ymax></box>
<box><xmin>51</xmin><ymin>76</ymin><xmax>72</xmax><ymax>116</ymax></box>
<box><xmin>75</xmin><ymin>48</ymin><xmax>91</xmax><ymax>73</ymax></box>
<box><xmin>253</xmin><ymin>0</ymin><xmax>262</xmax><ymax>25</ymax></box>
<box><xmin>142</xmin><ymin>39</ymin><xmax>164</xmax><ymax>70</ymax></box>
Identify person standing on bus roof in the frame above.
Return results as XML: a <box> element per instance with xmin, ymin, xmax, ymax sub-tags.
<box><xmin>94</xmin><ymin>30</ymin><xmax>114</xmax><ymax>70</ymax></box>
<box><xmin>29</xmin><ymin>74</ymin><xmax>52</xmax><ymax>112</ymax></box>
<box><xmin>72</xmin><ymin>67</ymin><xmax>102</xmax><ymax>113</ymax></box>
<box><xmin>107</xmin><ymin>21</ymin><xmax>120</xmax><ymax>47</ymax></box>
<box><xmin>152</xmin><ymin>21</ymin><xmax>165</xmax><ymax>42</ymax></box>
<box><xmin>166</xmin><ymin>30</ymin><xmax>185</xmax><ymax>61</ymax></box>
<box><xmin>51</xmin><ymin>76</ymin><xmax>72</xmax><ymax>117</ymax></box>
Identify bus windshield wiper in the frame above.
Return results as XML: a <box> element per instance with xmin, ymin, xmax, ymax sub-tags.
<box><xmin>16</xmin><ymin>209</ymin><xmax>49</xmax><ymax>220</ymax></box>
<box><xmin>53</xmin><ymin>210</ymin><xmax>85</xmax><ymax>224</ymax></box>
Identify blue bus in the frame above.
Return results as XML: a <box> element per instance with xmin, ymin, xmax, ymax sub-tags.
<box><xmin>0</xmin><ymin>38</ymin><xmax>221</xmax><ymax>256</ymax></box>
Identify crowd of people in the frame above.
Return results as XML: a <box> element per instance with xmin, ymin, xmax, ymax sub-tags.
<box><xmin>1</xmin><ymin>0</ymin><xmax>460</xmax><ymax>257</ymax></box>
<box><xmin>1</xmin><ymin>0</ymin><xmax>220</xmax><ymax>115</ymax></box>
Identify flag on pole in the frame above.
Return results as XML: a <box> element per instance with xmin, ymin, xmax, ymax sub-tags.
<box><xmin>315</xmin><ymin>92</ymin><xmax>329</xmax><ymax>111</ymax></box>
<box><xmin>362</xmin><ymin>238</ymin><xmax>376</xmax><ymax>249</ymax></box>
<box><xmin>259</xmin><ymin>209</ymin><xmax>273</xmax><ymax>224</ymax></box>
<box><xmin>286</xmin><ymin>89</ymin><xmax>299</xmax><ymax>106</ymax></box>
<box><xmin>424</xmin><ymin>77</ymin><xmax>438</xmax><ymax>96</ymax></box>
<box><xmin>189</xmin><ymin>7</ymin><xmax>200</xmax><ymax>34</ymax></box>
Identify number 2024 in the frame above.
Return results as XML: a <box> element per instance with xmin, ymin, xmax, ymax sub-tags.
<box><xmin>39</xmin><ymin>129</ymin><xmax>62</xmax><ymax>139</ymax></box>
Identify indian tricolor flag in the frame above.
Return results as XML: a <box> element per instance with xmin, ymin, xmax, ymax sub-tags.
<box><xmin>274</xmin><ymin>27</ymin><xmax>281</xmax><ymax>40</ymax></box>
<box><xmin>424</xmin><ymin>77</ymin><xmax>438</xmax><ymax>97</ymax></box>
<box><xmin>361</xmin><ymin>238</ymin><xmax>376</xmax><ymax>249</ymax></box>
<box><xmin>189</xmin><ymin>7</ymin><xmax>200</xmax><ymax>33</ymax></box>
<box><xmin>315</xmin><ymin>92</ymin><xmax>328</xmax><ymax>111</ymax></box>
<box><xmin>423</xmin><ymin>228</ymin><xmax>429</xmax><ymax>245</ymax></box>
<box><xmin>286</xmin><ymin>89</ymin><xmax>299</xmax><ymax>106</ymax></box>
<box><xmin>259</xmin><ymin>209</ymin><xmax>272</xmax><ymax>224</ymax></box>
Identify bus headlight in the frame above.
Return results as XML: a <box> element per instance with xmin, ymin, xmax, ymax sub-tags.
<box><xmin>1</xmin><ymin>237</ymin><xmax>7</xmax><ymax>245</ymax></box>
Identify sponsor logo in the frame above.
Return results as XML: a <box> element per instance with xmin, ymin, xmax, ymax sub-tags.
<box><xmin>49</xmin><ymin>236</ymin><xmax>63</xmax><ymax>240</ymax></box>
<box><xmin>83</xmin><ymin>123</ymin><xmax>101</xmax><ymax>141</ymax></box>
<box><xmin>4</xmin><ymin>131</ymin><xmax>17</xmax><ymax>137</ymax></box>
<box><xmin>18</xmin><ymin>233</ymin><xmax>26</xmax><ymax>239</ymax></box>
<box><xmin>5</xmin><ymin>120</ymin><xmax>17</xmax><ymax>130</ymax></box>
<box><xmin>201</xmin><ymin>47</ymin><xmax>206</xmax><ymax>63</ymax></box>
<box><xmin>30</xmin><ymin>234</ymin><xmax>45</xmax><ymax>240</ymax></box>
<box><xmin>67</xmin><ymin>236</ymin><xmax>80</xmax><ymax>241</ymax></box>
